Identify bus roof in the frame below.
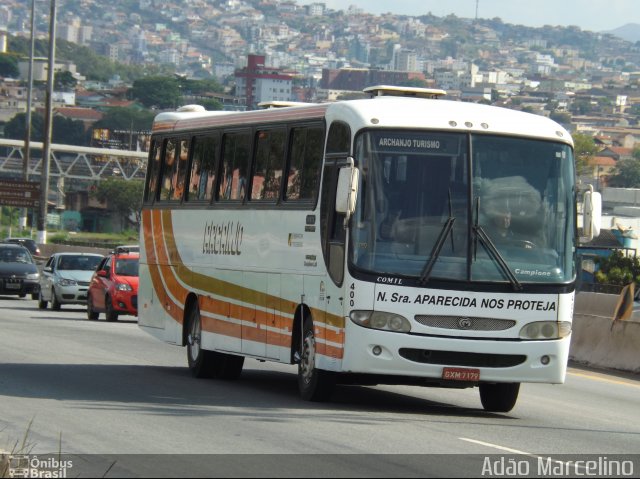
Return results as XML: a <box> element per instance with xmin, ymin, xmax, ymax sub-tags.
<box><xmin>152</xmin><ymin>96</ymin><xmax>572</xmax><ymax>146</ymax></box>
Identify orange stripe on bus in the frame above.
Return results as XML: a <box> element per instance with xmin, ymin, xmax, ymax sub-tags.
<box><xmin>143</xmin><ymin>209</ymin><xmax>344</xmax><ymax>358</ymax></box>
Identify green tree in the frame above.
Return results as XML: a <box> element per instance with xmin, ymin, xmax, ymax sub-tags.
<box><xmin>91</xmin><ymin>178</ymin><xmax>145</xmax><ymax>229</ymax></box>
<box><xmin>130</xmin><ymin>76</ymin><xmax>182</xmax><ymax>109</ymax></box>
<box><xmin>200</xmin><ymin>99</ymin><xmax>223</xmax><ymax>111</ymax></box>
<box><xmin>4</xmin><ymin>112</ymin><xmax>87</xmax><ymax>146</ymax></box>
<box><xmin>92</xmin><ymin>107</ymin><xmax>155</xmax><ymax>133</ymax></box>
<box><xmin>0</xmin><ymin>53</ymin><xmax>20</xmax><ymax>78</ymax></box>
<box><xmin>54</xmin><ymin>71</ymin><xmax>78</xmax><ymax>91</ymax></box>
<box><xmin>572</xmin><ymin>132</ymin><xmax>596</xmax><ymax>176</ymax></box>
<box><xmin>608</xmin><ymin>159</ymin><xmax>640</xmax><ymax>188</ymax></box>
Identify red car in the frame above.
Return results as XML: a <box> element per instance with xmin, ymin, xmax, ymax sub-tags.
<box><xmin>87</xmin><ymin>250</ymin><xmax>139</xmax><ymax>321</ymax></box>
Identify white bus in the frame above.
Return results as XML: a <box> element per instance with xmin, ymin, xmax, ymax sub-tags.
<box><xmin>138</xmin><ymin>86</ymin><xmax>601</xmax><ymax>412</ymax></box>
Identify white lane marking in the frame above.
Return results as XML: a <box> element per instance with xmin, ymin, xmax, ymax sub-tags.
<box><xmin>459</xmin><ymin>437</ymin><xmax>531</xmax><ymax>455</ymax></box>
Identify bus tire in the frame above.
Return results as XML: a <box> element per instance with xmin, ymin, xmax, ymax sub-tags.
<box><xmin>186</xmin><ymin>304</ymin><xmax>216</xmax><ymax>378</ymax></box>
<box><xmin>298</xmin><ymin>317</ymin><xmax>335</xmax><ymax>402</ymax></box>
<box><xmin>212</xmin><ymin>353</ymin><xmax>244</xmax><ymax>380</ymax></box>
<box><xmin>479</xmin><ymin>382</ymin><xmax>520</xmax><ymax>413</ymax></box>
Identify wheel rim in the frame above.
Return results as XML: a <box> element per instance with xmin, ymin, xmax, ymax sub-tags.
<box><xmin>188</xmin><ymin>314</ymin><xmax>201</xmax><ymax>362</ymax></box>
<box><xmin>301</xmin><ymin>332</ymin><xmax>316</xmax><ymax>385</ymax></box>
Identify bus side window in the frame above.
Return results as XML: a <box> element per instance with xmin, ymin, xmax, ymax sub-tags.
<box><xmin>286</xmin><ymin>126</ymin><xmax>324</xmax><ymax>201</ymax></box>
<box><xmin>326</xmin><ymin>122</ymin><xmax>351</xmax><ymax>155</ymax></box>
<box><xmin>219</xmin><ymin>131</ymin><xmax>251</xmax><ymax>202</ymax></box>
<box><xmin>159</xmin><ymin>139</ymin><xmax>177</xmax><ymax>201</ymax></box>
<box><xmin>144</xmin><ymin>140</ymin><xmax>162</xmax><ymax>203</ymax></box>
<box><xmin>188</xmin><ymin>135</ymin><xmax>219</xmax><ymax>202</ymax></box>
<box><xmin>172</xmin><ymin>139</ymin><xmax>190</xmax><ymax>202</ymax></box>
<box><xmin>252</xmin><ymin>129</ymin><xmax>285</xmax><ymax>201</ymax></box>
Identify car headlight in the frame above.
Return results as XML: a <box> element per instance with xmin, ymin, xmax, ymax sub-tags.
<box><xmin>116</xmin><ymin>283</ymin><xmax>132</xmax><ymax>291</ymax></box>
<box><xmin>519</xmin><ymin>321</ymin><xmax>572</xmax><ymax>340</ymax></box>
<box><xmin>57</xmin><ymin>278</ymin><xmax>77</xmax><ymax>286</ymax></box>
<box><xmin>349</xmin><ymin>310</ymin><xmax>411</xmax><ymax>333</ymax></box>
<box><xmin>26</xmin><ymin>273</ymin><xmax>39</xmax><ymax>280</ymax></box>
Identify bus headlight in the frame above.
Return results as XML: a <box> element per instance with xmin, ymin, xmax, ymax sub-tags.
<box><xmin>519</xmin><ymin>321</ymin><xmax>571</xmax><ymax>340</ymax></box>
<box><xmin>349</xmin><ymin>310</ymin><xmax>411</xmax><ymax>333</ymax></box>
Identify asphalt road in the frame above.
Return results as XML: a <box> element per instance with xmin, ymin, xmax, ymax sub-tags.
<box><xmin>1</xmin><ymin>296</ymin><xmax>639</xmax><ymax>477</ymax></box>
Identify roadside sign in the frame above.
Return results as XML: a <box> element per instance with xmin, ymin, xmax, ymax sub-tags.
<box><xmin>0</xmin><ymin>179</ymin><xmax>40</xmax><ymax>208</ymax></box>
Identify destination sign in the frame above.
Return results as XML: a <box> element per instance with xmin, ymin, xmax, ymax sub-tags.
<box><xmin>372</xmin><ymin>132</ymin><xmax>461</xmax><ymax>155</ymax></box>
<box><xmin>0</xmin><ymin>180</ymin><xmax>41</xmax><ymax>208</ymax></box>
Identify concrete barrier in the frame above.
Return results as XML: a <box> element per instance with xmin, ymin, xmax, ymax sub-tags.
<box><xmin>572</xmin><ymin>292</ymin><xmax>640</xmax><ymax>373</ymax></box>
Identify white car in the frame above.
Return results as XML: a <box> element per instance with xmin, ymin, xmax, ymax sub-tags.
<box><xmin>38</xmin><ymin>252</ymin><xmax>104</xmax><ymax>310</ymax></box>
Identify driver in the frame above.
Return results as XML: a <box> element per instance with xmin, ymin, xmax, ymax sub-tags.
<box><xmin>491</xmin><ymin>207</ymin><xmax>513</xmax><ymax>241</ymax></box>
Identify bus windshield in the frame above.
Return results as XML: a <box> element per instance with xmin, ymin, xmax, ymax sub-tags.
<box><xmin>350</xmin><ymin>130</ymin><xmax>575</xmax><ymax>285</ymax></box>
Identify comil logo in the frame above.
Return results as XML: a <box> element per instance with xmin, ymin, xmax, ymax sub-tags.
<box><xmin>458</xmin><ymin>318</ymin><xmax>473</xmax><ymax>330</ymax></box>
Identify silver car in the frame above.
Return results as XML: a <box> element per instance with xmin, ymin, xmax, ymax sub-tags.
<box><xmin>38</xmin><ymin>252</ymin><xmax>104</xmax><ymax>310</ymax></box>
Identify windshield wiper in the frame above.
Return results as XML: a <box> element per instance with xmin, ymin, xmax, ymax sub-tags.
<box><xmin>473</xmin><ymin>224</ymin><xmax>523</xmax><ymax>291</ymax></box>
<box><xmin>419</xmin><ymin>189</ymin><xmax>457</xmax><ymax>285</ymax></box>
<box><xmin>419</xmin><ymin>216</ymin><xmax>456</xmax><ymax>285</ymax></box>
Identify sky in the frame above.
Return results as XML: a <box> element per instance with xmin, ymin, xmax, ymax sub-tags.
<box><xmin>298</xmin><ymin>0</ymin><xmax>640</xmax><ymax>33</ymax></box>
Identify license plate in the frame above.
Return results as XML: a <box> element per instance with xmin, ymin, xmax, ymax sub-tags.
<box><xmin>5</xmin><ymin>283</ymin><xmax>21</xmax><ymax>290</ymax></box>
<box><xmin>442</xmin><ymin>367</ymin><xmax>480</xmax><ymax>382</ymax></box>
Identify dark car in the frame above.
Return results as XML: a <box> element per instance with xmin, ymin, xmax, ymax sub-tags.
<box><xmin>0</xmin><ymin>244</ymin><xmax>40</xmax><ymax>298</ymax></box>
<box><xmin>3</xmin><ymin>238</ymin><xmax>41</xmax><ymax>257</ymax></box>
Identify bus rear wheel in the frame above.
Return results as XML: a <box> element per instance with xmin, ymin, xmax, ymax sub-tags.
<box><xmin>211</xmin><ymin>352</ymin><xmax>244</xmax><ymax>380</ymax></box>
<box><xmin>298</xmin><ymin>317</ymin><xmax>335</xmax><ymax>401</ymax></box>
<box><xmin>187</xmin><ymin>305</ymin><xmax>216</xmax><ymax>378</ymax></box>
<box><xmin>479</xmin><ymin>382</ymin><xmax>520</xmax><ymax>413</ymax></box>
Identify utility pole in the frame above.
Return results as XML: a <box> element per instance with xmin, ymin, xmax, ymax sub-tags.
<box><xmin>21</xmin><ymin>0</ymin><xmax>36</xmax><ymax>233</ymax></box>
<box><xmin>37</xmin><ymin>0</ymin><xmax>57</xmax><ymax>245</ymax></box>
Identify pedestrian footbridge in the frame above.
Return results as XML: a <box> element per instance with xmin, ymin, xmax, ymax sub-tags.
<box><xmin>0</xmin><ymin>139</ymin><xmax>148</xmax><ymax>181</ymax></box>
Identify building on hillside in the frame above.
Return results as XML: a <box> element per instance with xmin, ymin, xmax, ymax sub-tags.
<box><xmin>53</xmin><ymin>107</ymin><xmax>104</xmax><ymax>131</ymax></box>
<box><xmin>234</xmin><ymin>54</ymin><xmax>294</xmax><ymax>110</ymax></box>
<box><xmin>320</xmin><ymin>68</ymin><xmax>426</xmax><ymax>92</ymax></box>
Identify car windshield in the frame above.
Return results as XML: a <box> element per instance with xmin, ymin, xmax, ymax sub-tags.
<box><xmin>350</xmin><ymin>130</ymin><xmax>575</xmax><ymax>286</ymax></box>
<box><xmin>115</xmin><ymin>258</ymin><xmax>139</xmax><ymax>276</ymax></box>
<box><xmin>0</xmin><ymin>247</ymin><xmax>33</xmax><ymax>264</ymax></box>
<box><xmin>57</xmin><ymin>255</ymin><xmax>103</xmax><ymax>271</ymax></box>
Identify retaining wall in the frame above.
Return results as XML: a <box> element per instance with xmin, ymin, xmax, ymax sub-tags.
<box><xmin>572</xmin><ymin>292</ymin><xmax>640</xmax><ymax>373</ymax></box>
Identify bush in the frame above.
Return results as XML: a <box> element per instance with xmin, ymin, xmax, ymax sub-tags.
<box><xmin>594</xmin><ymin>250</ymin><xmax>640</xmax><ymax>287</ymax></box>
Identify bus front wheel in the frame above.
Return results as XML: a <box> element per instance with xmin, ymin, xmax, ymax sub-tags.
<box><xmin>298</xmin><ymin>317</ymin><xmax>335</xmax><ymax>402</ymax></box>
<box><xmin>479</xmin><ymin>382</ymin><xmax>520</xmax><ymax>413</ymax></box>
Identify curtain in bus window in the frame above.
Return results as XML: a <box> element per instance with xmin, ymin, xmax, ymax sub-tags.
<box><xmin>172</xmin><ymin>139</ymin><xmax>190</xmax><ymax>201</ymax></box>
<box><xmin>220</xmin><ymin>132</ymin><xmax>251</xmax><ymax>201</ymax></box>
<box><xmin>287</xmin><ymin>126</ymin><xmax>324</xmax><ymax>201</ymax></box>
<box><xmin>471</xmin><ymin>136</ymin><xmax>575</xmax><ymax>283</ymax></box>
<box><xmin>159</xmin><ymin>139</ymin><xmax>177</xmax><ymax>201</ymax></box>
<box><xmin>189</xmin><ymin>135</ymin><xmax>219</xmax><ymax>202</ymax></box>
<box><xmin>350</xmin><ymin>131</ymin><xmax>468</xmax><ymax>280</ymax></box>
<box><xmin>252</xmin><ymin>129</ymin><xmax>285</xmax><ymax>201</ymax></box>
<box><xmin>145</xmin><ymin>140</ymin><xmax>162</xmax><ymax>202</ymax></box>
